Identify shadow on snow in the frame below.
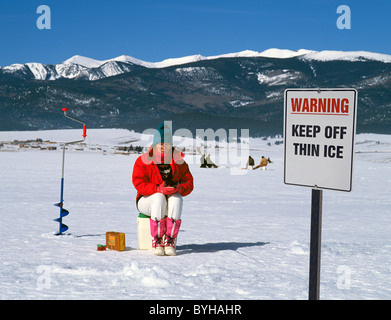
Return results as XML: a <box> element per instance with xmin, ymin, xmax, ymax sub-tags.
<box><xmin>177</xmin><ymin>241</ymin><xmax>269</xmax><ymax>254</ymax></box>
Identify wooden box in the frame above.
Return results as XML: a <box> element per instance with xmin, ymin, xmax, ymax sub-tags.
<box><xmin>106</xmin><ymin>231</ymin><xmax>125</xmax><ymax>251</ymax></box>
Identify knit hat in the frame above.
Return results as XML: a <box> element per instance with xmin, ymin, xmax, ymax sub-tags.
<box><xmin>153</xmin><ymin>122</ymin><xmax>173</xmax><ymax>146</ymax></box>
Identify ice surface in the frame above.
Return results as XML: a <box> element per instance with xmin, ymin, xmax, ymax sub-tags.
<box><xmin>0</xmin><ymin>129</ymin><xmax>390</xmax><ymax>299</ymax></box>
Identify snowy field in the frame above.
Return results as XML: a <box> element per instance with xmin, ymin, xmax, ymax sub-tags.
<box><xmin>0</xmin><ymin>129</ymin><xmax>390</xmax><ymax>300</ymax></box>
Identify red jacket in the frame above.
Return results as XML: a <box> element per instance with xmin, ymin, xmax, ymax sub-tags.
<box><xmin>132</xmin><ymin>146</ymin><xmax>194</xmax><ymax>202</ymax></box>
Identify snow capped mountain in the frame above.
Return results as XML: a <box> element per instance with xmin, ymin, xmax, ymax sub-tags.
<box><xmin>301</xmin><ymin>50</ymin><xmax>391</xmax><ymax>63</ymax></box>
<box><xmin>2</xmin><ymin>47</ymin><xmax>391</xmax><ymax>135</ymax></box>
<box><xmin>110</xmin><ymin>54</ymin><xmax>151</xmax><ymax>67</ymax></box>
<box><xmin>151</xmin><ymin>54</ymin><xmax>207</xmax><ymax>68</ymax></box>
<box><xmin>63</xmin><ymin>54</ymin><xmax>149</xmax><ymax>69</ymax></box>
<box><xmin>62</xmin><ymin>53</ymin><xmax>208</xmax><ymax>69</ymax></box>
<box><xmin>59</xmin><ymin>48</ymin><xmax>391</xmax><ymax>68</ymax></box>
<box><xmin>62</xmin><ymin>55</ymin><xmax>104</xmax><ymax>68</ymax></box>
<box><xmin>2</xmin><ymin>56</ymin><xmax>143</xmax><ymax>81</ymax></box>
<box><xmin>259</xmin><ymin>48</ymin><xmax>316</xmax><ymax>58</ymax></box>
<box><xmin>210</xmin><ymin>48</ymin><xmax>316</xmax><ymax>60</ymax></box>
<box><xmin>2</xmin><ymin>48</ymin><xmax>391</xmax><ymax>81</ymax></box>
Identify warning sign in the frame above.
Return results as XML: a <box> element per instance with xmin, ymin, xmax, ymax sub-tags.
<box><xmin>284</xmin><ymin>88</ymin><xmax>357</xmax><ymax>192</ymax></box>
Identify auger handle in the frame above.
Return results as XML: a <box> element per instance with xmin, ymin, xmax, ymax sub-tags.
<box><xmin>62</xmin><ymin>107</ymin><xmax>87</xmax><ymax>138</ymax></box>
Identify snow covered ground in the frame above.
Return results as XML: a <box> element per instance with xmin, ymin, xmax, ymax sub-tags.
<box><xmin>0</xmin><ymin>129</ymin><xmax>390</xmax><ymax>300</ymax></box>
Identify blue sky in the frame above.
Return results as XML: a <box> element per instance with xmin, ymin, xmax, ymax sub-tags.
<box><xmin>0</xmin><ymin>0</ymin><xmax>390</xmax><ymax>66</ymax></box>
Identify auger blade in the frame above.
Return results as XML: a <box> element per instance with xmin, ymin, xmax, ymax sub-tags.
<box><xmin>56</xmin><ymin>224</ymin><xmax>68</xmax><ymax>235</ymax></box>
<box><xmin>60</xmin><ymin>208</ymin><xmax>69</xmax><ymax>218</ymax></box>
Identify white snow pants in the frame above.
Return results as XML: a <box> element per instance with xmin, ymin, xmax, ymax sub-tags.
<box><xmin>137</xmin><ymin>193</ymin><xmax>183</xmax><ymax>221</ymax></box>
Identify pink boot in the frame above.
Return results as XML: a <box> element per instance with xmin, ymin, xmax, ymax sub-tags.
<box><xmin>150</xmin><ymin>218</ymin><xmax>166</xmax><ymax>256</ymax></box>
<box><xmin>164</xmin><ymin>218</ymin><xmax>181</xmax><ymax>256</ymax></box>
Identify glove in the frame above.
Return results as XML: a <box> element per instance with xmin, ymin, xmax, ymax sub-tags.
<box><xmin>157</xmin><ymin>183</ymin><xmax>178</xmax><ymax>196</ymax></box>
<box><xmin>175</xmin><ymin>184</ymin><xmax>182</xmax><ymax>194</ymax></box>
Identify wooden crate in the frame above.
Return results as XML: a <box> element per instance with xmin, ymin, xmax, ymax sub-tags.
<box><xmin>106</xmin><ymin>231</ymin><xmax>125</xmax><ymax>251</ymax></box>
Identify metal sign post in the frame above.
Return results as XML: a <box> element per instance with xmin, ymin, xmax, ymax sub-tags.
<box><xmin>308</xmin><ymin>188</ymin><xmax>323</xmax><ymax>300</ymax></box>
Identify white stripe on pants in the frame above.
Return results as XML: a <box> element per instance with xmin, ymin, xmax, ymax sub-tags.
<box><xmin>137</xmin><ymin>193</ymin><xmax>183</xmax><ymax>220</ymax></box>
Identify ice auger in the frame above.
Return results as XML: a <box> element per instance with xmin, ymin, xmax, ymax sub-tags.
<box><xmin>54</xmin><ymin>108</ymin><xmax>87</xmax><ymax>235</ymax></box>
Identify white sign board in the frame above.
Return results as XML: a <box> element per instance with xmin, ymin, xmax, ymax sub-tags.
<box><xmin>284</xmin><ymin>88</ymin><xmax>357</xmax><ymax>192</ymax></box>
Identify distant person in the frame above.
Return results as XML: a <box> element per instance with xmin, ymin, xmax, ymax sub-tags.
<box><xmin>245</xmin><ymin>156</ymin><xmax>255</xmax><ymax>170</ymax></box>
<box><xmin>253</xmin><ymin>156</ymin><xmax>271</xmax><ymax>170</ymax></box>
<box><xmin>206</xmin><ymin>154</ymin><xmax>218</xmax><ymax>168</ymax></box>
<box><xmin>200</xmin><ymin>154</ymin><xmax>207</xmax><ymax>168</ymax></box>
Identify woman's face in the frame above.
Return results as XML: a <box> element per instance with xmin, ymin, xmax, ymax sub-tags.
<box><xmin>155</xmin><ymin>143</ymin><xmax>172</xmax><ymax>154</ymax></box>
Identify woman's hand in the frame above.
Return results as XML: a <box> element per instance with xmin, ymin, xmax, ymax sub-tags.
<box><xmin>157</xmin><ymin>183</ymin><xmax>179</xmax><ymax>195</ymax></box>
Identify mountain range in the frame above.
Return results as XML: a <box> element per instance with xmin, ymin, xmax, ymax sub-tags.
<box><xmin>1</xmin><ymin>48</ymin><xmax>390</xmax><ymax>136</ymax></box>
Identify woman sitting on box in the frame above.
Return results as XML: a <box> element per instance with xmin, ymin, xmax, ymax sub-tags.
<box><xmin>132</xmin><ymin>122</ymin><xmax>194</xmax><ymax>256</ymax></box>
